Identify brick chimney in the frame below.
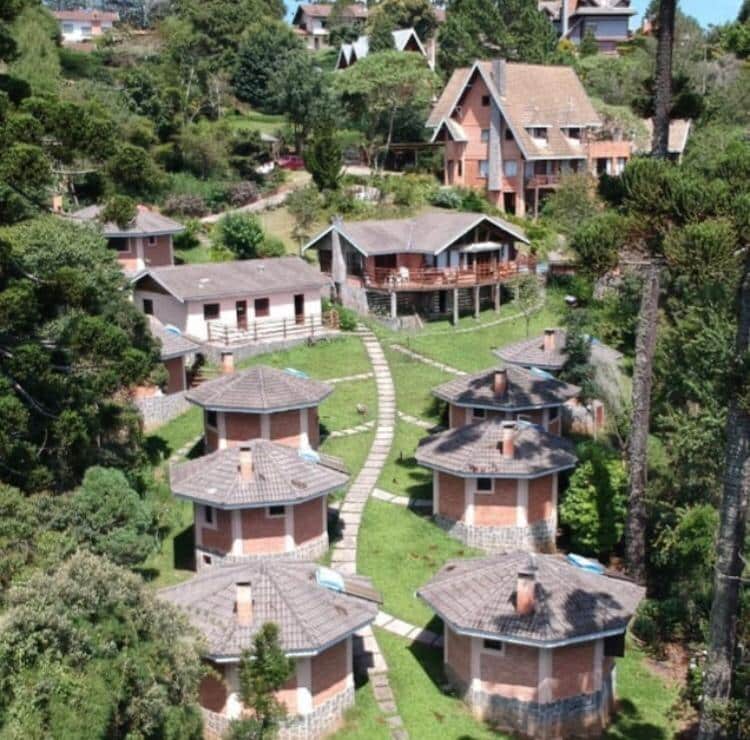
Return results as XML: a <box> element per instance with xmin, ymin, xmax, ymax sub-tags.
<box><xmin>501</xmin><ymin>420</ymin><xmax>515</xmax><ymax>459</ymax></box>
<box><xmin>491</xmin><ymin>58</ymin><xmax>507</xmax><ymax>96</ymax></box>
<box><xmin>493</xmin><ymin>368</ymin><xmax>508</xmax><ymax>397</ymax></box>
<box><xmin>221</xmin><ymin>351</ymin><xmax>234</xmax><ymax>374</ymax></box>
<box><xmin>236</xmin><ymin>581</ymin><xmax>253</xmax><ymax>626</ymax></box>
<box><xmin>238</xmin><ymin>443</ymin><xmax>253</xmax><ymax>481</ymax></box>
<box><xmin>516</xmin><ymin>557</ymin><xmax>537</xmax><ymax>616</ymax></box>
<box><xmin>543</xmin><ymin>328</ymin><xmax>556</xmax><ymax>354</ymax></box>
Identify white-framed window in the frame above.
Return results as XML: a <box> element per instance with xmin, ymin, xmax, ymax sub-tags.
<box><xmin>476</xmin><ymin>477</ymin><xmax>493</xmax><ymax>493</ymax></box>
<box><xmin>483</xmin><ymin>638</ymin><xmax>505</xmax><ymax>654</ymax></box>
<box><xmin>503</xmin><ymin>160</ymin><xmax>518</xmax><ymax>177</ymax></box>
<box><xmin>530</xmin><ymin>127</ymin><xmax>548</xmax><ymax>141</ymax></box>
<box><xmin>267</xmin><ymin>505</ymin><xmax>286</xmax><ymax>518</ymax></box>
<box><xmin>566</xmin><ymin>127</ymin><xmax>581</xmax><ymax>140</ymax></box>
<box><xmin>80</xmin><ymin>24</ymin><xmax>92</xmax><ymax>37</ymax></box>
<box><xmin>202</xmin><ymin>505</ymin><xmax>218</xmax><ymax>529</ymax></box>
<box><xmin>479</xmin><ymin>160</ymin><xmax>489</xmax><ymax>178</ymax></box>
<box><xmin>480</xmin><ymin>129</ymin><xmax>490</xmax><ymax>143</ymax></box>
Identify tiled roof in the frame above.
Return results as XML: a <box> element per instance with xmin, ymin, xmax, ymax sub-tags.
<box><xmin>433</xmin><ymin>365</ymin><xmax>580</xmax><ymax>411</ymax></box>
<box><xmin>148</xmin><ymin>316</ymin><xmax>199</xmax><ymax>360</ymax></box>
<box><xmin>72</xmin><ymin>204</ymin><xmax>184</xmax><ymax>238</ymax></box>
<box><xmin>169</xmin><ymin>439</ymin><xmax>348</xmax><ymax>507</ymax></box>
<box><xmin>494</xmin><ymin>330</ymin><xmax>624</xmax><ymax>372</ymax></box>
<box><xmin>417</xmin><ymin>551</ymin><xmax>645</xmax><ymax>645</ymax></box>
<box><xmin>305</xmin><ymin>212</ymin><xmax>528</xmax><ymax>257</ymax></box>
<box><xmin>427</xmin><ymin>61</ymin><xmax>601</xmax><ymax>160</ymax></box>
<box><xmin>415</xmin><ymin>419</ymin><xmax>577</xmax><ymax>478</ymax></box>
<box><xmin>159</xmin><ymin>561</ymin><xmax>379</xmax><ymax>658</ymax></box>
<box><xmin>295</xmin><ymin>3</ymin><xmax>368</xmax><ymax>19</ymax></box>
<box><xmin>53</xmin><ymin>9</ymin><xmax>119</xmax><ymax>22</ymax></box>
<box><xmin>133</xmin><ymin>257</ymin><xmax>329</xmax><ymax>302</ymax></box>
<box><xmin>186</xmin><ymin>365</ymin><xmax>332</xmax><ymax>412</ymax></box>
<box><xmin>539</xmin><ymin>0</ymin><xmax>636</xmax><ymax>20</ymax></box>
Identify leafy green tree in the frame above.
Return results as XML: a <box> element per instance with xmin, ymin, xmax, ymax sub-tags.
<box><xmin>540</xmin><ymin>174</ymin><xmax>601</xmax><ymax>237</ymax></box>
<box><xmin>508</xmin><ymin>273</ymin><xmax>541</xmax><ymax>337</ymax></box>
<box><xmin>106</xmin><ymin>142</ymin><xmax>166</xmax><ymax>199</ymax></box>
<box><xmin>578</xmin><ymin>28</ymin><xmax>599</xmax><ymax>57</ymax></box>
<box><xmin>286</xmin><ymin>184</ymin><xmax>323</xmax><ymax>252</ymax></box>
<box><xmin>7</xmin><ymin>4</ymin><xmax>60</xmax><ymax>95</ymax></box>
<box><xmin>0</xmin><ymin>551</ymin><xmax>204</xmax><ymax>738</ymax></box>
<box><xmin>368</xmin><ymin>0</ymin><xmax>438</xmax><ymax>41</ymax></box>
<box><xmin>559</xmin><ymin>441</ymin><xmax>628</xmax><ymax>558</ymax></box>
<box><xmin>368</xmin><ymin>10</ymin><xmax>396</xmax><ymax>53</ymax></box>
<box><xmin>233</xmin><ymin>23</ymin><xmax>303</xmax><ymax>110</ymax></box>
<box><xmin>227</xmin><ymin>622</ymin><xmax>295</xmax><ymax>740</ymax></box>
<box><xmin>216</xmin><ymin>212</ymin><xmax>266</xmax><ymax>260</ymax></box>
<box><xmin>70</xmin><ymin>466</ymin><xmax>156</xmax><ymax>567</ymax></box>
<box><xmin>0</xmin><ymin>218</ymin><xmax>159</xmax><ymax>491</ymax></box>
<box><xmin>101</xmin><ymin>195</ymin><xmax>137</xmax><ymax>229</ymax></box>
<box><xmin>304</xmin><ymin>127</ymin><xmax>343</xmax><ymax>192</ymax></box>
<box><xmin>176</xmin><ymin>120</ymin><xmax>231</xmax><ymax>179</ymax></box>
<box><xmin>327</xmin><ymin>0</ymin><xmax>365</xmax><ymax>47</ymax></box>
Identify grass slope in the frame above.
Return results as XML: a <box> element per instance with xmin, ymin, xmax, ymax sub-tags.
<box><xmin>376</xmin><ymin>421</ymin><xmax>432</xmax><ymax>501</ymax></box>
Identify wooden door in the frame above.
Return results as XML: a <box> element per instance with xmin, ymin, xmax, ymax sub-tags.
<box><xmin>294</xmin><ymin>294</ymin><xmax>305</xmax><ymax>325</ymax></box>
<box><xmin>236</xmin><ymin>300</ymin><xmax>247</xmax><ymax>330</ymax></box>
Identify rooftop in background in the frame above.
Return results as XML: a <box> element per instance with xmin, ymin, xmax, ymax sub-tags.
<box><xmin>292</xmin><ymin>2</ymin><xmax>368</xmax><ymax>22</ymax></box>
<box><xmin>72</xmin><ymin>204</ymin><xmax>184</xmax><ymax>238</ymax></box>
<box><xmin>336</xmin><ymin>27</ymin><xmax>429</xmax><ymax>69</ymax></box>
<box><xmin>418</xmin><ymin>551</ymin><xmax>644</xmax><ymax>646</ymax></box>
<box><xmin>131</xmin><ymin>256</ymin><xmax>330</xmax><ymax>302</ymax></box>
<box><xmin>416</xmin><ymin>419</ymin><xmax>578</xmax><ymax>478</ymax></box>
<box><xmin>186</xmin><ymin>365</ymin><xmax>333</xmax><ymax>413</ymax></box>
<box><xmin>433</xmin><ymin>365</ymin><xmax>580</xmax><ymax>412</ymax></box>
<box><xmin>52</xmin><ymin>9</ymin><xmax>119</xmax><ymax>22</ymax></box>
<box><xmin>539</xmin><ymin>0</ymin><xmax>637</xmax><ymax>20</ymax></box>
<box><xmin>147</xmin><ymin>316</ymin><xmax>199</xmax><ymax>360</ymax></box>
<box><xmin>169</xmin><ymin>439</ymin><xmax>348</xmax><ymax>508</ymax></box>
<box><xmin>159</xmin><ymin>560</ymin><xmax>379</xmax><ymax>658</ymax></box>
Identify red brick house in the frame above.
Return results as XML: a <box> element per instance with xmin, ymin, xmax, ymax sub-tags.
<box><xmin>416</xmin><ymin>419</ymin><xmax>577</xmax><ymax>551</ymax></box>
<box><xmin>186</xmin><ymin>365</ymin><xmax>332</xmax><ymax>452</ymax></box>
<box><xmin>72</xmin><ymin>204</ymin><xmax>183</xmax><ymax>276</ymax></box>
<box><xmin>418</xmin><ymin>552</ymin><xmax>644</xmax><ymax>737</ymax></box>
<box><xmin>433</xmin><ymin>365</ymin><xmax>580</xmax><ymax>435</ymax></box>
<box><xmin>160</xmin><ymin>561</ymin><xmax>380</xmax><ymax>738</ymax></box>
<box><xmin>426</xmin><ymin>60</ymin><xmax>633</xmax><ymax>217</ymax></box>
<box><xmin>147</xmin><ymin>316</ymin><xmax>199</xmax><ymax>394</ymax></box>
<box><xmin>170</xmin><ymin>440</ymin><xmax>348</xmax><ymax>566</ymax></box>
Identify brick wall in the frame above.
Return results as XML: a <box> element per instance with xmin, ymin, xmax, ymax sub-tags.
<box><xmin>293</xmin><ymin>496</ymin><xmax>325</xmax><ymax>545</ymax></box>
<box><xmin>225</xmin><ymin>412</ymin><xmax>261</xmax><ymax>446</ymax></box>
<box><xmin>143</xmin><ymin>235</ymin><xmax>173</xmax><ymax>268</ymax></box>
<box><xmin>548</xmin><ymin>414</ymin><xmax>561</xmax><ymax>435</ymax></box>
<box><xmin>271</xmin><ymin>409</ymin><xmax>302</xmax><ymax>447</ymax></box>
<box><xmin>474</xmin><ymin>478</ymin><xmax>517</xmax><ymax>526</ymax></box>
<box><xmin>277</xmin><ymin>669</ymin><xmax>298</xmax><ymax>715</ymax></box>
<box><xmin>449</xmin><ymin>404</ymin><xmax>468</xmax><ymax>428</ymax></box>
<box><xmin>438</xmin><ymin>472</ymin><xmax>466</xmax><ymax>520</ymax></box>
<box><xmin>528</xmin><ymin>474</ymin><xmax>554</xmax><ymax>524</ymax></box>
<box><xmin>308</xmin><ymin>407</ymin><xmax>320</xmax><ymax>448</ymax></box>
<box><xmin>446</xmin><ymin>627</ymin><xmax>472</xmax><ymax>685</ymax></box>
<box><xmin>164</xmin><ymin>356</ymin><xmax>186</xmax><ymax>394</ymax></box>
<box><xmin>205</xmin><ymin>427</ymin><xmax>219</xmax><ymax>452</ymax></box>
<box><xmin>311</xmin><ymin>640</ymin><xmax>348</xmax><ymax>707</ymax></box>
<box><xmin>199</xmin><ymin>666</ymin><xmax>228</xmax><ymax>713</ymax></box>
<box><xmin>241</xmin><ymin>508</ymin><xmax>286</xmax><ymax>554</ymax></box>
<box><xmin>201</xmin><ymin>509</ymin><xmax>233</xmax><ymax>554</ymax></box>
<box><xmin>550</xmin><ymin>642</ymin><xmax>596</xmax><ymax>700</ymax></box>
<box><xmin>480</xmin><ymin>643</ymin><xmax>539</xmax><ymax>702</ymax></box>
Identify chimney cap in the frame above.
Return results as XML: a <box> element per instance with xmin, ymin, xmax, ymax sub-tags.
<box><xmin>236</xmin><ymin>580</ymin><xmax>252</xmax><ymax>588</ymax></box>
<box><xmin>544</xmin><ymin>328</ymin><xmax>556</xmax><ymax>336</ymax></box>
<box><xmin>518</xmin><ymin>554</ymin><xmax>537</xmax><ymax>579</ymax></box>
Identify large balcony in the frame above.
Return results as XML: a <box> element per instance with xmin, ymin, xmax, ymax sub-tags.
<box><xmin>361</xmin><ymin>257</ymin><xmax>536</xmax><ymax>292</ymax></box>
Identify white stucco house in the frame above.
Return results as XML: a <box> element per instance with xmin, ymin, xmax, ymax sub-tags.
<box><xmin>53</xmin><ymin>9</ymin><xmax>118</xmax><ymax>44</ymax></box>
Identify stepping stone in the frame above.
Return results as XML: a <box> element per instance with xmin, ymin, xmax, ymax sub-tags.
<box><xmin>371</xmin><ymin>673</ymin><xmax>389</xmax><ymax>688</ymax></box>
<box><xmin>391</xmin><ymin>729</ymin><xmax>409</xmax><ymax>740</ymax></box>
<box><xmin>374</xmin><ymin>611</ymin><xmax>394</xmax><ymax>627</ymax></box>
<box><xmin>386</xmin><ymin>716</ymin><xmax>404</xmax><ymax>729</ymax></box>
<box><xmin>383</xmin><ymin>619</ymin><xmax>414</xmax><ymax>638</ymax></box>
<box><xmin>373</xmin><ymin>685</ymin><xmax>395</xmax><ymax>703</ymax></box>
<box><xmin>378</xmin><ymin>700</ymin><xmax>398</xmax><ymax>714</ymax></box>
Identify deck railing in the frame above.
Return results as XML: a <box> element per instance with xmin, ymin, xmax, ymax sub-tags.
<box><xmin>525</xmin><ymin>173</ymin><xmax>562</xmax><ymax>187</ymax></box>
<box><xmin>206</xmin><ymin>313</ymin><xmax>329</xmax><ymax>346</ymax></box>
<box><xmin>362</xmin><ymin>256</ymin><xmax>536</xmax><ymax>291</ymax></box>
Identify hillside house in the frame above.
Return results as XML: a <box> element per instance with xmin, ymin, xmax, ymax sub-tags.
<box><xmin>416</xmin><ymin>419</ymin><xmax>577</xmax><ymax>551</ymax></box>
<box><xmin>72</xmin><ymin>204</ymin><xmax>183</xmax><ymax>276</ymax></box>
<box><xmin>304</xmin><ymin>212</ymin><xmax>532</xmax><ymax>323</ymax></box>
<box><xmin>540</xmin><ymin>1</ymin><xmax>636</xmax><ymax>52</ymax></box>
<box><xmin>292</xmin><ymin>3</ymin><xmax>368</xmax><ymax>49</ymax></box>
<box><xmin>170</xmin><ymin>440</ymin><xmax>348</xmax><ymax>566</ymax></box>
<box><xmin>433</xmin><ymin>365</ymin><xmax>580</xmax><ymax>435</ymax></box>
<box><xmin>160</xmin><ymin>561</ymin><xmax>379</xmax><ymax>739</ymax></box>
<box><xmin>335</xmin><ymin>28</ymin><xmax>432</xmax><ymax>70</ymax></box>
<box><xmin>148</xmin><ymin>316</ymin><xmax>199</xmax><ymax>394</ymax></box>
<box><xmin>417</xmin><ymin>552</ymin><xmax>644</xmax><ymax>737</ymax></box>
<box><xmin>132</xmin><ymin>257</ymin><xmax>330</xmax><ymax>344</ymax></box>
<box><xmin>186</xmin><ymin>364</ymin><xmax>332</xmax><ymax>452</ymax></box>
<box><xmin>427</xmin><ymin>60</ymin><xmax>635</xmax><ymax>217</ymax></box>
<box><xmin>53</xmin><ymin>9</ymin><xmax>118</xmax><ymax>44</ymax></box>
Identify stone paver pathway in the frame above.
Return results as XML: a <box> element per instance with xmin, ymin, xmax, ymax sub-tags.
<box><xmin>390</xmin><ymin>344</ymin><xmax>467</xmax><ymax>376</ymax></box>
<box><xmin>372</xmin><ymin>487</ymin><xmax>432</xmax><ymax>511</ymax></box>
<box><xmin>329</xmin><ymin>326</ymin><xmax>407</xmax><ymax>738</ymax></box>
<box><xmin>374</xmin><ymin>611</ymin><xmax>443</xmax><ymax>649</ymax></box>
<box><xmin>327</xmin><ymin>420</ymin><xmax>376</xmax><ymax>438</ymax></box>
<box><xmin>167</xmin><ymin>434</ymin><xmax>203</xmax><ymax>464</ymax></box>
<box><xmin>396</xmin><ymin>410</ymin><xmax>444</xmax><ymax>432</ymax></box>
<box><xmin>328</xmin><ymin>371</ymin><xmax>375</xmax><ymax>384</ymax></box>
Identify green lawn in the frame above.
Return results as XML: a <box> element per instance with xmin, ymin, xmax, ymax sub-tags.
<box><xmin>223</xmin><ymin>110</ymin><xmax>285</xmax><ymax>136</ymax></box>
<box><xmin>319</xmin><ymin>378</ymin><xmax>377</xmax><ymax>433</ymax></box>
<box><xmin>376</xmin><ymin>421</ymin><xmax>432</xmax><ymax>501</ymax></box>
<box><xmin>175</xmin><ymin>241</ymin><xmax>213</xmax><ymax>265</ymax></box>
<box><xmin>144</xmin><ymin>405</ymin><xmax>203</xmax><ymax>469</ymax></box>
<box><xmin>237</xmin><ymin>335</ymin><xmax>371</xmax><ymax>377</ymax></box>
<box><xmin>358</xmin><ymin>500</ymin><xmax>479</xmax><ymax>625</ymax></box>
<box><xmin>320</xmin><ymin>430</ymin><xmax>375</xmax><ymax>494</ymax></box>
<box><xmin>256</xmin><ymin>206</ymin><xmax>325</xmax><ymax>255</ymax></box>
<box><xmin>329</xmin><ymin>682</ymin><xmax>390</xmax><ymax>740</ymax></box>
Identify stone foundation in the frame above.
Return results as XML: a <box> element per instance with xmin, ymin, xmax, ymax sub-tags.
<box><xmin>196</xmin><ymin>532</ymin><xmax>329</xmax><ymax>569</ymax></box>
<box><xmin>201</xmin><ymin>685</ymin><xmax>355</xmax><ymax>740</ymax></box>
<box><xmin>434</xmin><ymin>514</ymin><xmax>555</xmax><ymax>552</ymax></box>
<box><xmin>136</xmin><ymin>391</ymin><xmax>191</xmax><ymax>430</ymax></box>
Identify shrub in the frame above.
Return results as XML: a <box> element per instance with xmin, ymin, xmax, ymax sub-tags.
<box><xmin>100</xmin><ymin>195</ymin><xmax>137</xmax><ymax>229</ymax></box>
<box><xmin>227</xmin><ymin>181</ymin><xmax>260</xmax><ymax>207</ymax></box>
<box><xmin>163</xmin><ymin>193</ymin><xmax>208</xmax><ymax>218</ymax></box>
<box><xmin>259</xmin><ymin>234</ymin><xmax>286</xmax><ymax>258</ymax></box>
<box><xmin>429</xmin><ymin>188</ymin><xmax>463</xmax><ymax>209</ymax></box>
<box><xmin>323</xmin><ymin>298</ymin><xmax>358</xmax><ymax>330</ymax></box>
<box><xmin>216</xmin><ymin>213</ymin><xmax>265</xmax><ymax>259</ymax></box>
<box><xmin>173</xmin><ymin>219</ymin><xmax>202</xmax><ymax>251</ymax></box>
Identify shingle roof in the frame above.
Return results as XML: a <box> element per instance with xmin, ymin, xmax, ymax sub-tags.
<box><xmin>294</xmin><ymin>2</ymin><xmax>368</xmax><ymax>20</ymax></box>
<box><xmin>169</xmin><ymin>440</ymin><xmax>348</xmax><ymax>507</ymax></box>
<box><xmin>72</xmin><ymin>204</ymin><xmax>184</xmax><ymax>238</ymax></box>
<box><xmin>539</xmin><ymin>0</ymin><xmax>636</xmax><ymax>21</ymax></box>
<box><xmin>415</xmin><ymin>419</ymin><xmax>577</xmax><ymax>478</ymax></box>
<box><xmin>427</xmin><ymin>61</ymin><xmax>601</xmax><ymax>160</ymax></box>
<box><xmin>53</xmin><ymin>9</ymin><xmax>119</xmax><ymax>22</ymax></box>
<box><xmin>305</xmin><ymin>212</ymin><xmax>528</xmax><ymax>257</ymax></box>
<box><xmin>494</xmin><ymin>330</ymin><xmax>624</xmax><ymax>372</ymax></box>
<box><xmin>186</xmin><ymin>365</ymin><xmax>332</xmax><ymax>412</ymax></box>
<box><xmin>133</xmin><ymin>257</ymin><xmax>330</xmax><ymax>302</ymax></box>
<box><xmin>148</xmin><ymin>316</ymin><xmax>199</xmax><ymax>360</ymax></box>
<box><xmin>417</xmin><ymin>551</ymin><xmax>645</xmax><ymax>646</ymax></box>
<box><xmin>159</xmin><ymin>561</ymin><xmax>379</xmax><ymax>658</ymax></box>
<box><xmin>433</xmin><ymin>365</ymin><xmax>580</xmax><ymax>411</ymax></box>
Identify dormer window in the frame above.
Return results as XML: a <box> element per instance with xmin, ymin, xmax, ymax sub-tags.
<box><xmin>566</xmin><ymin>127</ymin><xmax>581</xmax><ymax>140</ymax></box>
<box><xmin>530</xmin><ymin>127</ymin><xmax>548</xmax><ymax>141</ymax></box>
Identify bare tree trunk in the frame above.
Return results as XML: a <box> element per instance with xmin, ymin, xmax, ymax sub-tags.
<box><xmin>651</xmin><ymin>0</ymin><xmax>676</xmax><ymax>158</ymax></box>
<box><xmin>697</xmin><ymin>253</ymin><xmax>750</xmax><ymax>740</ymax></box>
<box><xmin>625</xmin><ymin>263</ymin><xmax>661</xmax><ymax>585</ymax></box>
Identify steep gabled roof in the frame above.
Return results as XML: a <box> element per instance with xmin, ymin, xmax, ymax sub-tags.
<box><xmin>169</xmin><ymin>439</ymin><xmax>348</xmax><ymax>507</ymax></box>
<box><xmin>418</xmin><ymin>551</ymin><xmax>645</xmax><ymax>646</ymax></box>
<box><xmin>159</xmin><ymin>561</ymin><xmax>379</xmax><ymax>658</ymax></box>
<box><xmin>336</xmin><ymin>27</ymin><xmax>428</xmax><ymax>69</ymax></box>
